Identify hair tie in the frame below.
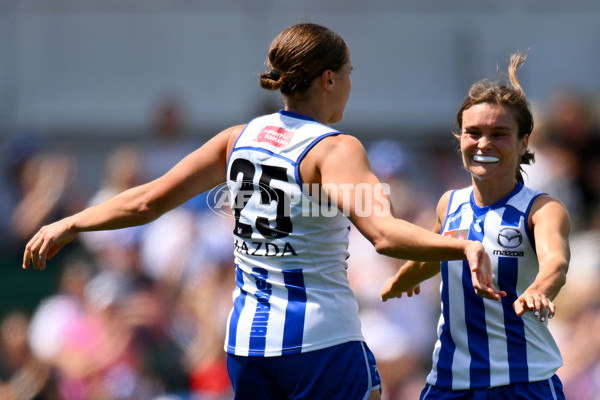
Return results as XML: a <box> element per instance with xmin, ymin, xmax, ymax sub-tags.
<box><xmin>266</xmin><ymin>69</ymin><xmax>281</xmax><ymax>81</ymax></box>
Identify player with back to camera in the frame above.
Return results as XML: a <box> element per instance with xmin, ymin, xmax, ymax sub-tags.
<box><xmin>381</xmin><ymin>52</ymin><xmax>571</xmax><ymax>400</ymax></box>
<box><xmin>23</xmin><ymin>23</ymin><xmax>505</xmax><ymax>400</ymax></box>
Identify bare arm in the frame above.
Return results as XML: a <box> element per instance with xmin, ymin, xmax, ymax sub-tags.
<box><xmin>513</xmin><ymin>195</ymin><xmax>571</xmax><ymax>321</ymax></box>
<box><xmin>23</xmin><ymin>125</ymin><xmax>243</xmax><ymax>270</ymax></box>
<box><xmin>302</xmin><ymin>135</ymin><xmax>503</xmax><ymax>300</ymax></box>
<box><xmin>380</xmin><ymin>259</ymin><xmax>441</xmax><ymax>301</ymax></box>
<box><xmin>380</xmin><ymin>192</ymin><xmax>449</xmax><ymax>301</ymax></box>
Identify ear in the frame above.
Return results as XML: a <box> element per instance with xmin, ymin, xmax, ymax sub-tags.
<box><xmin>519</xmin><ymin>134</ymin><xmax>529</xmax><ymax>156</ymax></box>
<box><xmin>320</xmin><ymin>69</ymin><xmax>335</xmax><ymax>91</ymax></box>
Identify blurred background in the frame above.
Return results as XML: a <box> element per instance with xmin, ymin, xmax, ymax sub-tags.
<box><xmin>1</xmin><ymin>1</ymin><xmax>599</xmax><ymax>399</ymax></box>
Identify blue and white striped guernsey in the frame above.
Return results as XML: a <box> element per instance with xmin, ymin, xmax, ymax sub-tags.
<box><xmin>427</xmin><ymin>183</ymin><xmax>563</xmax><ymax>389</ymax></box>
<box><xmin>224</xmin><ymin>110</ymin><xmax>364</xmax><ymax>357</ymax></box>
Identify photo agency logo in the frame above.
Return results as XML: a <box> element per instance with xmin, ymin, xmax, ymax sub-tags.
<box><xmin>206</xmin><ymin>181</ymin><xmax>277</xmax><ymax>219</ymax></box>
<box><xmin>206</xmin><ymin>184</ymin><xmax>231</xmax><ymax>218</ymax></box>
<box><xmin>206</xmin><ymin>182</ymin><xmax>392</xmax><ymax>220</ymax></box>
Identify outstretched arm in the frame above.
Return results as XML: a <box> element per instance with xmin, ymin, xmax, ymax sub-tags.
<box><xmin>303</xmin><ymin>135</ymin><xmax>504</xmax><ymax>300</ymax></box>
<box><xmin>380</xmin><ymin>260</ymin><xmax>440</xmax><ymax>301</ymax></box>
<box><xmin>380</xmin><ymin>190</ymin><xmax>502</xmax><ymax>301</ymax></box>
<box><xmin>380</xmin><ymin>192</ymin><xmax>448</xmax><ymax>301</ymax></box>
<box><xmin>513</xmin><ymin>195</ymin><xmax>571</xmax><ymax>321</ymax></box>
<box><xmin>22</xmin><ymin>125</ymin><xmax>243</xmax><ymax>270</ymax></box>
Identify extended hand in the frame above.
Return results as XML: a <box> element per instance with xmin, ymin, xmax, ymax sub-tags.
<box><xmin>466</xmin><ymin>242</ymin><xmax>506</xmax><ymax>300</ymax></box>
<box><xmin>380</xmin><ymin>277</ymin><xmax>420</xmax><ymax>302</ymax></box>
<box><xmin>22</xmin><ymin>219</ymin><xmax>76</xmax><ymax>271</ymax></box>
<box><xmin>514</xmin><ymin>292</ymin><xmax>555</xmax><ymax>322</ymax></box>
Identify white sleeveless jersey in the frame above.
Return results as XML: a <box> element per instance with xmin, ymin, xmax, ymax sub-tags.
<box><xmin>224</xmin><ymin>110</ymin><xmax>364</xmax><ymax>357</ymax></box>
<box><xmin>427</xmin><ymin>184</ymin><xmax>563</xmax><ymax>389</ymax></box>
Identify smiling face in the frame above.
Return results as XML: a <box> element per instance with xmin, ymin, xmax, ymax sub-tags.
<box><xmin>460</xmin><ymin>102</ymin><xmax>529</xmax><ymax>185</ymax></box>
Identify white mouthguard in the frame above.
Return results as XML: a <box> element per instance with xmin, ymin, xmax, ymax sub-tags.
<box><xmin>472</xmin><ymin>155</ymin><xmax>499</xmax><ymax>163</ymax></box>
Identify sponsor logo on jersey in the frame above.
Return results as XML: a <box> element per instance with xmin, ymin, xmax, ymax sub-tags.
<box><xmin>256</xmin><ymin>126</ymin><xmax>295</xmax><ymax>148</ymax></box>
<box><xmin>445</xmin><ymin>205</ymin><xmax>469</xmax><ymax>224</ymax></box>
<box><xmin>250</xmin><ymin>267</ymin><xmax>272</xmax><ymax>338</ymax></box>
<box><xmin>497</xmin><ymin>227</ymin><xmax>522</xmax><ymax>248</ymax></box>
<box><xmin>234</xmin><ymin>239</ymin><xmax>298</xmax><ymax>257</ymax></box>
<box><xmin>493</xmin><ymin>249</ymin><xmax>524</xmax><ymax>257</ymax></box>
<box><xmin>444</xmin><ymin>228</ymin><xmax>469</xmax><ymax>240</ymax></box>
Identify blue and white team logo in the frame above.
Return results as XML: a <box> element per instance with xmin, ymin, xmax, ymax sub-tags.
<box><xmin>497</xmin><ymin>227</ymin><xmax>522</xmax><ymax>248</ymax></box>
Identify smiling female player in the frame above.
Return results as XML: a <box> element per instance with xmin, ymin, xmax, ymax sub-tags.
<box><xmin>22</xmin><ymin>23</ymin><xmax>503</xmax><ymax>400</ymax></box>
<box><xmin>381</xmin><ymin>52</ymin><xmax>571</xmax><ymax>399</ymax></box>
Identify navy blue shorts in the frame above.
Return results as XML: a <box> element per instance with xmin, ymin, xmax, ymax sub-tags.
<box><xmin>227</xmin><ymin>341</ymin><xmax>381</xmax><ymax>400</ymax></box>
<box><xmin>420</xmin><ymin>374</ymin><xmax>565</xmax><ymax>400</ymax></box>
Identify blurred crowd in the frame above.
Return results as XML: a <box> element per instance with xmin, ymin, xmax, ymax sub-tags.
<box><xmin>0</xmin><ymin>88</ymin><xmax>599</xmax><ymax>400</ymax></box>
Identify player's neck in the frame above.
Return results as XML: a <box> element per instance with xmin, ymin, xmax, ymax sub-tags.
<box><xmin>285</xmin><ymin>91</ymin><xmax>332</xmax><ymax>125</ymax></box>
<box><xmin>471</xmin><ymin>177</ymin><xmax>518</xmax><ymax>207</ymax></box>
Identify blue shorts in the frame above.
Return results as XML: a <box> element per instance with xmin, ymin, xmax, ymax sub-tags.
<box><xmin>227</xmin><ymin>341</ymin><xmax>381</xmax><ymax>400</ymax></box>
<box><xmin>420</xmin><ymin>375</ymin><xmax>565</xmax><ymax>400</ymax></box>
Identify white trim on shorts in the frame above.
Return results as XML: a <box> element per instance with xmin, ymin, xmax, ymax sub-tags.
<box><xmin>360</xmin><ymin>342</ymin><xmax>381</xmax><ymax>400</ymax></box>
<box><xmin>421</xmin><ymin>384</ymin><xmax>432</xmax><ymax>400</ymax></box>
<box><xmin>420</xmin><ymin>377</ymin><xmax>561</xmax><ymax>400</ymax></box>
<box><xmin>548</xmin><ymin>377</ymin><xmax>558</xmax><ymax>400</ymax></box>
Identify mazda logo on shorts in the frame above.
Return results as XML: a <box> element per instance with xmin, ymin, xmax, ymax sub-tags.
<box><xmin>497</xmin><ymin>227</ymin><xmax>522</xmax><ymax>248</ymax></box>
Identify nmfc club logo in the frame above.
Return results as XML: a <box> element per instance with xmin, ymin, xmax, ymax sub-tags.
<box><xmin>497</xmin><ymin>227</ymin><xmax>522</xmax><ymax>248</ymax></box>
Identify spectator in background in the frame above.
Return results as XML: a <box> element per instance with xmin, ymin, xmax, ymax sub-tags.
<box><xmin>0</xmin><ymin>135</ymin><xmax>38</xmax><ymax>254</ymax></box>
<box><xmin>28</xmin><ymin>256</ymin><xmax>93</xmax><ymax>366</ymax></box>
<box><xmin>80</xmin><ymin>145</ymin><xmax>145</xmax><ymax>276</ymax></box>
<box><xmin>10</xmin><ymin>150</ymin><xmax>79</xmax><ymax>248</ymax></box>
<box><xmin>137</xmin><ymin>95</ymin><xmax>217</xmax><ymax>291</ymax></box>
<box><xmin>522</xmin><ymin>108</ymin><xmax>585</xmax><ymax>228</ymax></box>
<box><xmin>536</xmin><ymin>88</ymin><xmax>600</xmax><ymax>228</ymax></box>
<box><xmin>49</xmin><ymin>270</ymin><xmax>167</xmax><ymax>400</ymax></box>
<box><xmin>142</xmin><ymin>96</ymin><xmax>197</xmax><ymax>183</ymax></box>
<box><xmin>29</xmin><ymin>266</ymin><xmax>185</xmax><ymax>400</ymax></box>
<box><xmin>177</xmin><ymin>262</ymin><xmax>235</xmax><ymax>399</ymax></box>
<box><xmin>0</xmin><ymin>311</ymin><xmax>56</xmax><ymax>399</ymax></box>
<box><xmin>551</xmin><ymin>205</ymin><xmax>600</xmax><ymax>400</ymax></box>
